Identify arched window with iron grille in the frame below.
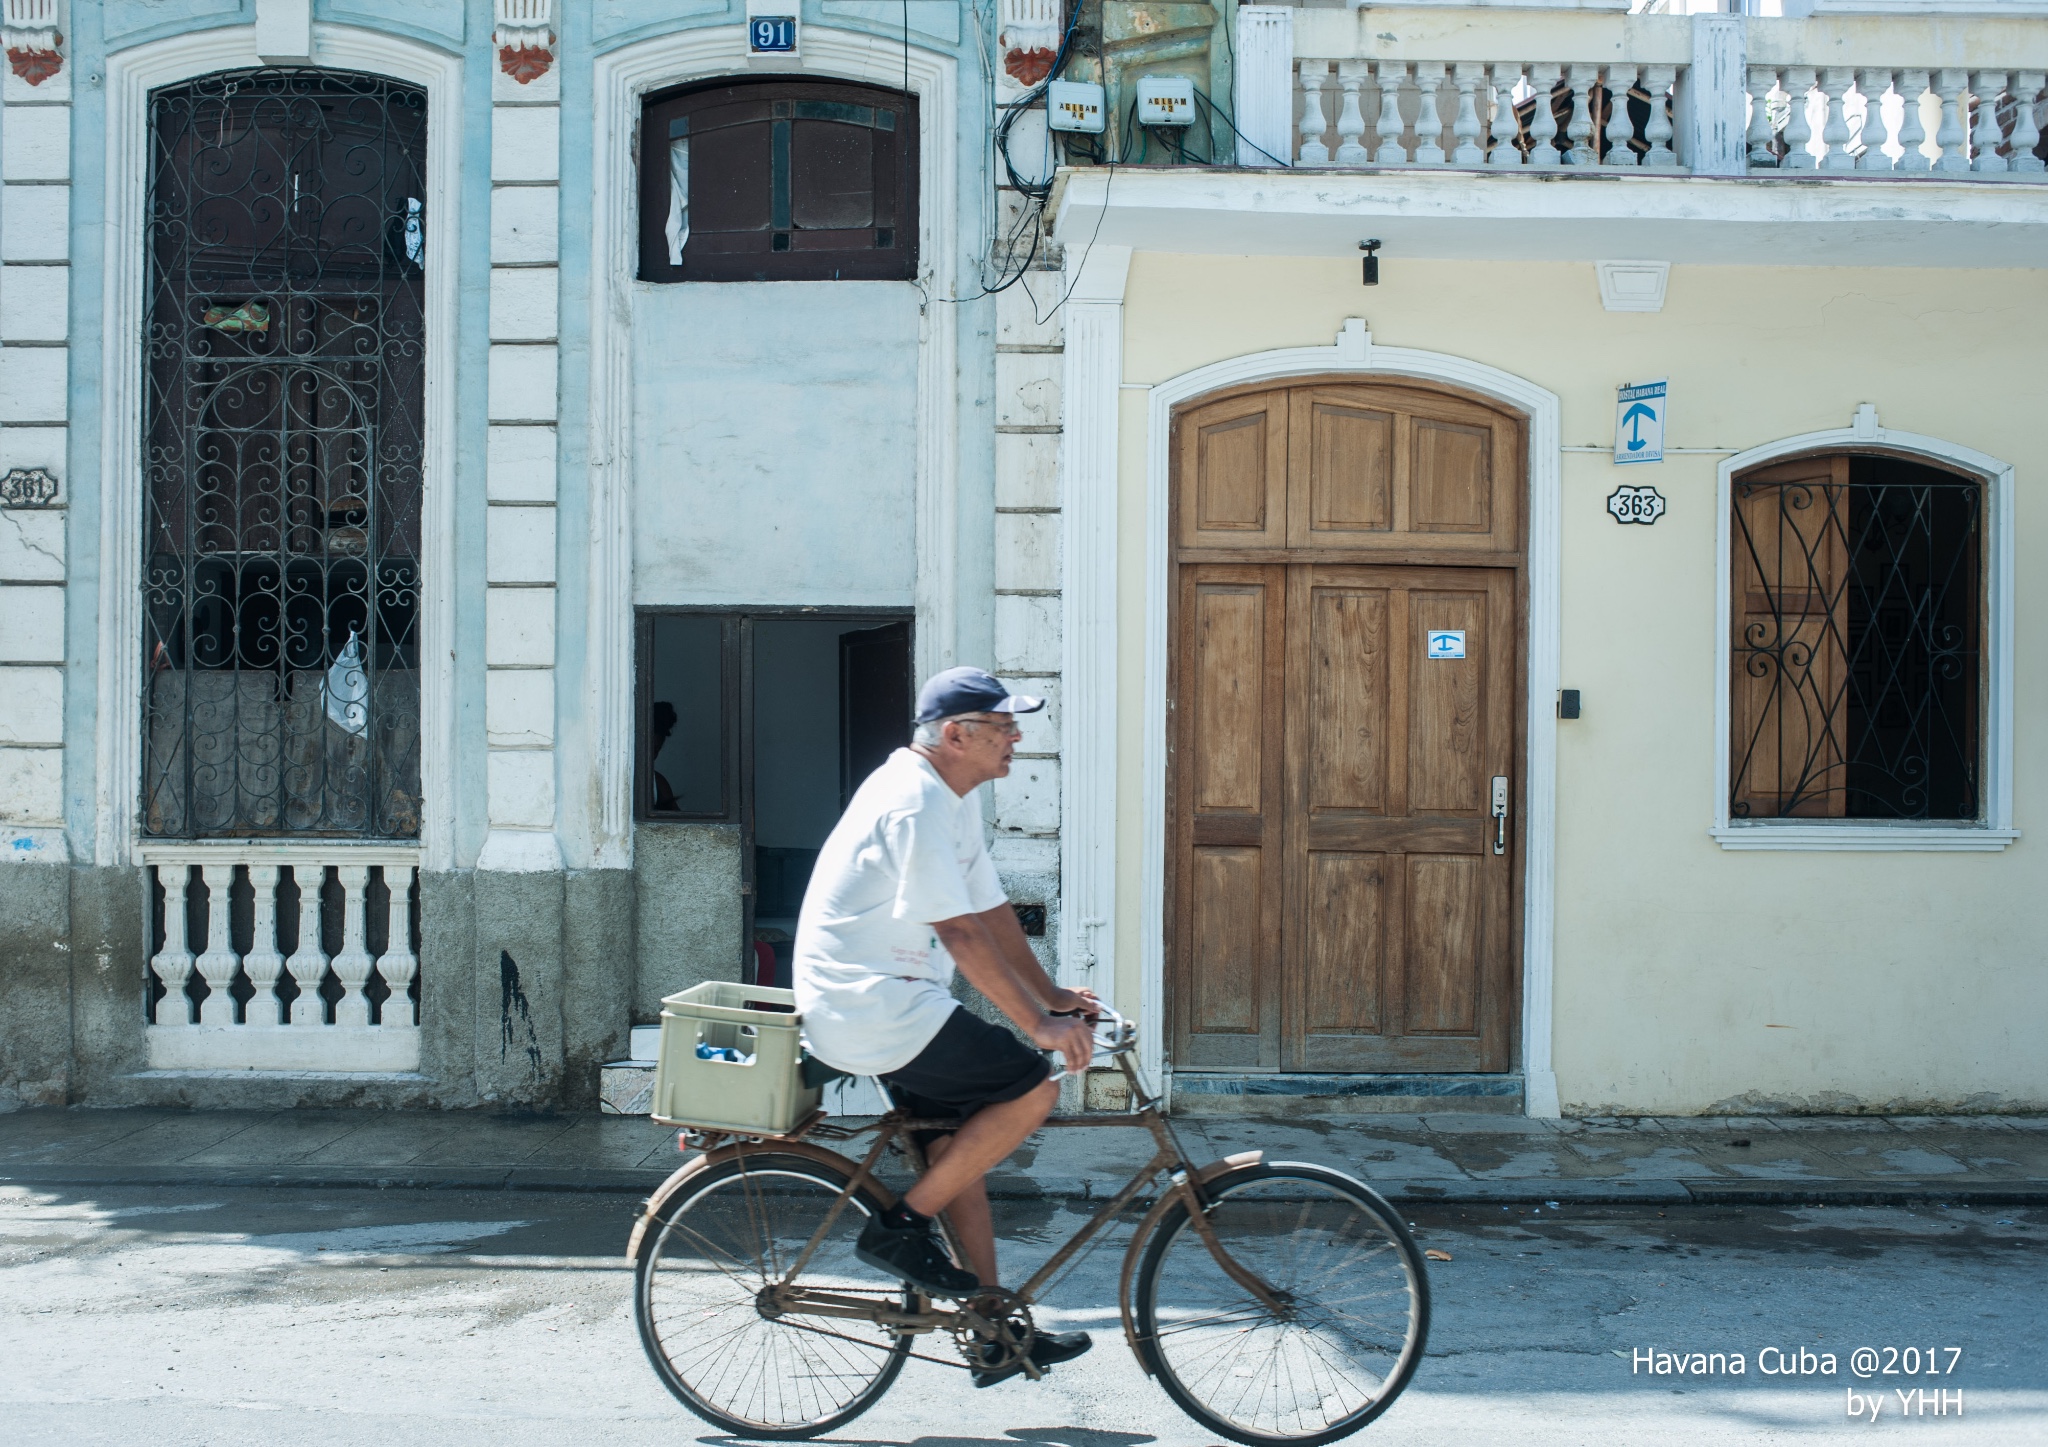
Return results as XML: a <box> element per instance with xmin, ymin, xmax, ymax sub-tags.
<box><xmin>141</xmin><ymin>68</ymin><xmax>426</xmax><ymax>839</ymax></box>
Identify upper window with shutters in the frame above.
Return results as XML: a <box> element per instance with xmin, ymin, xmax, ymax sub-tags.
<box><xmin>638</xmin><ymin>78</ymin><xmax>918</xmax><ymax>283</ymax></box>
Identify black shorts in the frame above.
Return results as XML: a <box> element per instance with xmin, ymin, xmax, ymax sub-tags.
<box><xmin>881</xmin><ymin>1006</ymin><xmax>1049</xmax><ymax>1148</ymax></box>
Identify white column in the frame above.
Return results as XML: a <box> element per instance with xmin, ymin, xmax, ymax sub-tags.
<box><xmin>1745</xmin><ymin>66</ymin><xmax>1781</xmax><ymax>169</ymax></box>
<box><xmin>1970</xmin><ymin>73</ymin><xmax>2009</xmax><ymax>174</ymax></box>
<box><xmin>1933</xmin><ymin>70</ymin><xmax>1971</xmax><ymax>173</ymax></box>
<box><xmin>1895</xmin><ymin>70</ymin><xmax>1932</xmax><ymax>173</ymax></box>
<box><xmin>1057</xmin><ymin>244</ymin><xmax>1129</xmax><ymax>1002</ymax></box>
<box><xmin>1683</xmin><ymin>12</ymin><xmax>1747</xmax><ymax>176</ymax></box>
<box><xmin>1297</xmin><ymin>60</ymin><xmax>1331</xmax><ymax>165</ymax></box>
<box><xmin>192</xmin><ymin>865</ymin><xmax>241</xmax><ymax>1026</ymax></box>
<box><xmin>0</xmin><ymin>10</ymin><xmax>71</xmax><ymax>861</ymax></box>
<box><xmin>1233</xmin><ymin>6</ymin><xmax>1294</xmax><ymax>168</ymax></box>
<box><xmin>1373</xmin><ymin>60</ymin><xmax>1408</xmax><ymax>165</ymax></box>
<box><xmin>1641</xmin><ymin>65</ymin><xmax>1679</xmax><ymax>169</ymax></box>
<box><xmin>376</xmin><ymin>865</ymin><xmax>418</xmax><ymax>1028</ymax></box>
<box><xmin>1489</xmin><ymin>64</ymin><xmax>1525</xmax><ymax>167</ymax></box>
<box><xmin>1450</xmin><ymin>63</ymin><xmax>1486</xmax><ymax>166</ymax></box>
<box><xmin>1525</xmin><ymin>63</ymin><xmax>1563</xmax><ymax>166</ymax></box>
<box><xmin>483</xmin><ymin>2</ymin><xmax>562</xmax><ymax>874</ymax></box>
<box><xmin>2011</xmin><ymin>73</ymin><xmax>2046</xmax><ymax>175</ymax></box>
<box><xmin>1817</xmin><ymin>68</ymin><xmax>1856</xmax><ymax>171</ymax></box>
<box><xmin>1334</xmin><ymin>61</ymin><xmax>1370</xmax><ymax>166</ymax></box>
<box><xmin>1856</xmin><ymin>70</ymin><xmax>1896</xmax><ymax>172</ymax></box>
<box><xmin>243</xmin><ymin>864</ymin><xmax>288</xmax><ymax>1025</ymax></box>
<box><xmin>1603</xmin><ymin>65</ymin><xmax>1639</xmax><ymax>167</ymax></box>
<box><xmin>1411</xmin><ymin>62</ymin><xmax>1447</xmax><ymax>165</ymax></box>
<box><xmin>1780</xmin><ymin>67</ymin><xmax>1817</xmax><ymax>170</ymax></box>
<box><xmin>329</xmin><ymin>865</ymin><xmax>375</xmax><ymax>1028</ymax></box>
<box><xmin>285</xmin><ymin>864</ymin><xmax>328</xmax><ymax>1026</ymax></box>
<box><xmin>1561</xmin><ymin>65</ymin><xmax>1597</xmax><ymax>166</ymax></box>
<box><xmin>151</xmin><ymin>866</ymin><xmax>197</xmax><ymax>1026</ymax></box>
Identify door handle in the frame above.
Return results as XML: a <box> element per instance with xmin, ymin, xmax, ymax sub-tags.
<box><xmin>1490</xmin><ymin>775</ymin><xmax>1509</xmax><ymax>857</ymax></box>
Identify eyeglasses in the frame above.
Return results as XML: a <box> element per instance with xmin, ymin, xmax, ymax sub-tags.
<box><xmin>956</xmin><ymin>715</ymin><xmax>1022</xmax><ymax>738</ymax></box>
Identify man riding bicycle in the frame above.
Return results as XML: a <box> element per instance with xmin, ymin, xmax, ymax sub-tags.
<box><xmin>793</xmin><ymin>666</ymin><xmax>1098</xmax><ymax>1388</ymax></box>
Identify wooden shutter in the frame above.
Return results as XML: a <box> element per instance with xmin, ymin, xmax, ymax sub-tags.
<box><xmin>1730</xmin><ymin>456</ymin><xmax>1850</xmax><ymax>818</ymax></box>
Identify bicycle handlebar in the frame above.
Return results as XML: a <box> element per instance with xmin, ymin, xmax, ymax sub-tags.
<box><xmin>1044</xmin><ymin>1005</ymin><xmax>1137</xmax><ymax>1084</ymax></box>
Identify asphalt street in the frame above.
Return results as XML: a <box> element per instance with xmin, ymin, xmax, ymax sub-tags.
<box><xmin>1</xmin><ymin>1182</ymin><xmax>2042</xmax><ymax>1445</ymax></box>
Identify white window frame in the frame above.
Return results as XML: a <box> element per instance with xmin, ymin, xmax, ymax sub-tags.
<box><xmin>1711</xmin><ymin>407</ymin><xmax>2017</xmax><ymax>851</ymax></box>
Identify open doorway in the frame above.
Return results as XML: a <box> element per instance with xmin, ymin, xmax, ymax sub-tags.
<box><xmin>639</xmin><ymin>611</ymin><xmax>913</xmax><ymax>988</ymax></box>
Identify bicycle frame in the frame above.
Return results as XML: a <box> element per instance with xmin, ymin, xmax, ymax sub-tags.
<box><xmin>643</xmin><ymin>1015</ymin><xmax>1290</xmax><ymax>1369</ymax></box>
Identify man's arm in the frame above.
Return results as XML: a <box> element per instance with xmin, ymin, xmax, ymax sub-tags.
<box><xmin>931</xmin><ymin>913</ymin><xmax>1093</xmax><ymax>1075</ymax></box>
<box><xmin>974</xmin><ymin>903</ymin><xmax>1098</xmax><ymax>1017</ymax></box>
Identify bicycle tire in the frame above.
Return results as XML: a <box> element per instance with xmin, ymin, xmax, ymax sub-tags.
<box><xmin>634</xmin><ymin>1149</ymin><xmax>913</xmax><ymax>1439</ymax></box>
<box><xmin>1133</xmin><ymin>1162</ymin><xmax>1430</xmax><ymax>1446</ymax></box>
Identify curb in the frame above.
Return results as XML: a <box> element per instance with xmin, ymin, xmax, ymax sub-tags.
<box><xmin>6</xmin><ymin>1164</ymin><xmax>2043</xmax><ymax>1206</ymax></box>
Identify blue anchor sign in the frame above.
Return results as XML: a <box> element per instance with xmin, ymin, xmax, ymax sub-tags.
<box><xmin>1613</xmin><ymin>379</ymin><xmax>1667</xmax><ymax>465</ymax></box>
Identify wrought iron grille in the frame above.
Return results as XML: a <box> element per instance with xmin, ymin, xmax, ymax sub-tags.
<box><xmin>142</xmin><ymin>69</ymin><xmax>426</xmax><ymax>839</ymax></box>
<box><xmin>1731</xmin><ymin>456</ymin><xmax>1981</xmax><ymax>821</ymax></box>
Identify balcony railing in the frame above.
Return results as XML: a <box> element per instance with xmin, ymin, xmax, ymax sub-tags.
<box><xmin>143</xmin><ymin>843</ymin><xmax>421</xmax><ymax>1073</ymax></box>
<box><xmin>1229</xmin><ymin>5</ymin><xmax>2048</xmax><ymax>178</ymax></box>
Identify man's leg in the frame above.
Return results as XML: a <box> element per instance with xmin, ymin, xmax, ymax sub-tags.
<box><xmin>903</xmin><ymin>1076</ymin><xmax>1057</xmax><ymax>1284</ymax></box>
<box><xmin>918</xmin><ymin>1134</ymin><xmax>998</xmax><ymax>1286</ymax></box>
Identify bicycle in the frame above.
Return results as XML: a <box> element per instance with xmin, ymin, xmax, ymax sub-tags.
<box><xmin>628</xmin><ymin>1007</ymin><xmax>1430</xmax><ymax>1445</ymax></box>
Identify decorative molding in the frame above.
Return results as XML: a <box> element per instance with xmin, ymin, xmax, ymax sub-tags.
<box><xmin>3</xmin><ymin>0</ymin><xmax>62</xmax><ymax>85</ymax></box>
<box><xmin>999</xmin><ymin>0</ymin><xmax>1059</xmax><ymax>92</ymax></box>
<box><xmin>1595</xmin><ymin>259</ymin><xmax>1670</xmax><ymax>312</ymax></box>
<box><xmin>0</xmin><ymin>467</ymin><xmax>58</xmax><ymax>506</ymax></box>
<box><xmin>588</xmin><ymin>27</ymin><xmax>959</xmax><ymax>869</ymax></box>
<box><xmin>494</xmin><ymin>0</ymin><xmax>554</xmax><ymax>84</ymax></box>
<box><xmin>1133</xmin><ymin>326</ymin><xmax>1564</xmax><ymax>1117</ymax></box>
<box><xmin>254</xmin><ymin>0</ymin><xmax>313</xmax><ymax>65</ymax></box>
<box><xmin>1709</xmin><ymin>407</ymin><xmax>2017</xmax><ymax>853</ymax></box>
<box><xmin>99</xmin><ymin>26</ymin><xmax>462</xmax><ymax>870</ymax></box>
<box><xmin>1057</xmin><ymin>245</ymin><xmax>1131</xmax><ymax>1000</ymax></box>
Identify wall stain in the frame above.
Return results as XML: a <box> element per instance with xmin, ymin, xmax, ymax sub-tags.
<box><xmin>500</xmin><ymin>951</ymin><xmax>544</xmax><ymax>1079</ymax></box>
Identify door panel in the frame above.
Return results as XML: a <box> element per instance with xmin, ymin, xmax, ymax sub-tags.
<box><xmin>1171</xmin><ymin>379</ymin><xmax>1523</xmax><ymax>1077</ymax></box>
<box><xmin>1173</xmin><ymin>565</ymin><xmax>1286</xmax><ymax>1068</ymax></box>
<box><xmin>1179</xmin><ymin>393</ymin><xmax>1289</xmax><ymax>550</ymax></box>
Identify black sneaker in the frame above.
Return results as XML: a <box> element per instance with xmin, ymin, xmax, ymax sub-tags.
<box><xmin>970</xmin><ymin>1330</ymin><xmax>1093</xmax><ymax>1389</ymax></box>
<box><xmin>854</xmin><ymin>1213</ymin><xmax>981</xmax><ymax>1298</ymax></box>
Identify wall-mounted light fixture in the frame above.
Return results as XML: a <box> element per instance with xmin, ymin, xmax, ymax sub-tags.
<box><xmin>1359</xmin><ymin>238</ymin><xmax>1381</xmax><ymax>286</ymax></box>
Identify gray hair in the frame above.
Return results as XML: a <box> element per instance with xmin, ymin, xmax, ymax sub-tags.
<box><xmin>912</xmin><ymin>713</ymin><xmax>973</xmax><ymax>748</ymax></box>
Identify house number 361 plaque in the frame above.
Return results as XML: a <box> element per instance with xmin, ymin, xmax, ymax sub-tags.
<box><xmin>1606</xmin><ymin>484</ymin><xmax>1666</xmax><ymax>525</ymax></box>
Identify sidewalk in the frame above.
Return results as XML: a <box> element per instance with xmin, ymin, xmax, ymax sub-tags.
<box><xmin>3</xmin><ymin>1106</ymin><xmax>2044</xmax><ymax>1205</ymax></box>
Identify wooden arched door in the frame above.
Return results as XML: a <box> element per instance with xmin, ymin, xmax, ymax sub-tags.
<box><xmin>1167</xmin><ymin>380</ymin><xmax>1525</xmax><ymax>1074</ymax></box>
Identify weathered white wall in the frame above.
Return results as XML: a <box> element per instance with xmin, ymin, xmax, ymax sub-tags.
<box><xmin>1111</xmin><ymin>251</ymin><xmax>2048</xmax><ymax>1115</ymax></box>
<box><xmin>630</xmin><ymin>282</ymin><xmax>919</xmax><ymax>608</ymax></box>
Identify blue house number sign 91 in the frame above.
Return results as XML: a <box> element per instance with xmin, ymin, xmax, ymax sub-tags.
<box><xmin>751</xmin><ymin>15</ymin><xmax>797</xmax><ymax>52</ymax></box>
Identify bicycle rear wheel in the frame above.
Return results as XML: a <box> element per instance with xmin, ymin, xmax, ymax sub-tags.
<box><xmin>1133</xmin><ymin>1163</ymin><xmax>1429</xmax><ymax>1446</ymax></box>
<box><xmin>634</xmin><ymin>1150</ymin><xmax>912</xmax><ymax>1438</ymax></box>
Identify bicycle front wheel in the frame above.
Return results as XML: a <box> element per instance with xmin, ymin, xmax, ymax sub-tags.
<box><xmin>634</xmin><ymin>1150</ymin><xmax>912</xmax><ymax>1439</ymax></box>
<box><xmin>1134</xmin><ymin>1163</ymin><xmax>1429</xmax><ymax>1446</ymax></box>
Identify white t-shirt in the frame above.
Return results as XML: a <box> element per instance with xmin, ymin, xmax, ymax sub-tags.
<box><xmin>793</xmin><ymin>748</ymin><xmax>1007</xmax><ymax>1075</ymax></box>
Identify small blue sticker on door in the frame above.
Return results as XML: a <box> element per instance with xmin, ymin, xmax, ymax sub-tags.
<box><xmin>1426</xmin><ymin>629</ymin><xmax>1466</xmax><ymax>660</ymax></box>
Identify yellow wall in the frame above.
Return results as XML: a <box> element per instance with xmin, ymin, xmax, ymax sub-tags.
<box><xmin>1113</xmin><ymin>252</ymin><xmax>2048</xmax><ymax>1114</ymax></box>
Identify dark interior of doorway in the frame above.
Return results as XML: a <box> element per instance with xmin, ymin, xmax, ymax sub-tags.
<box><xmin>748</xmin><ymin>617</ymin><xmax>911</xmax><ymax>986</ymax></box>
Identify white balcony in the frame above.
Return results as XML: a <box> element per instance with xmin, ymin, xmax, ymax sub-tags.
<box><xmin>143</xmin><ymin>843</ymin><xmax>422</xmax><ymax>1074</ymax></box>
<box><xmin>1050</xmin><ymin>5</ymin><xmax>2048</xmax><ymax>265</ymax></box>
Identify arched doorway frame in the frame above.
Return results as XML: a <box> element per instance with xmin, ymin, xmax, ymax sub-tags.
<box><xmin>1139</xmin><ymin>322</ymin><xmax>1563</xmax><ymax>1116</ymax></box>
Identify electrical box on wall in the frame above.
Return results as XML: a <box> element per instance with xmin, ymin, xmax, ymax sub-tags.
<box><xmin>745</xmin><ymin>0</ymin><xmax>799</xmax><ymax>58</ymax></box>
<box><xmin>1135</xmin><ymin>75</ymin><xmax>1196</xmax><ymax>127</ymax></box>
<box><xmin>1047</xmin><ymin>80</ymin><xmax>1106</xmax><ymax>134</ymax></box>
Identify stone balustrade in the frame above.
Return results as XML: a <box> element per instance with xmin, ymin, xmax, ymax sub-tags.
<box><xmin>1293</xmin><ymin>58</ymin><xmax>1681</xmax><ymax>169</ymax></box>
<box><xmin>1746</xmin><ymin>67</ymin><xmax>2047</xmax><ymax>174</ymax></box>
<box><xmin>142</xmin><ymin>844</ymin><xmax>422</xmax><ymax>1073</ymax></box>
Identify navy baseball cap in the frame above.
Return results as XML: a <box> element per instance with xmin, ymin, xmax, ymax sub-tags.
<box><xmin>914</xmin><ymin>667</ymin><xmax>1045</xmax><ymax>725</ymax></box>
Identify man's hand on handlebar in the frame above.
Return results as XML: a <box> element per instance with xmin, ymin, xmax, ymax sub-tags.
<box><xmin>1045</xmin><ymin>986</ymin><xmax>1102</xmax><ymax>1021</ymax></box>
<box><xmin>1027</xmin><ymin>1011</ymin><xmax>1096</xmax><ymax>1077</ymax></box>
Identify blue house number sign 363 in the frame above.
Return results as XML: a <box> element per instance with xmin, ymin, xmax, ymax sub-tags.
<box><xmin>750</xmin><ymin>15</ymin><xmax>797</xmax><ymax>52</ymax></box>
<box><xmin>1613</xmin><ymin>378</ymin><xmax>1667</xmax><ymax>465</ymax></box>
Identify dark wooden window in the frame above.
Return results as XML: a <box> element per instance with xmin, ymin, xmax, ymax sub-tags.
<box><xmin>639</xmin><ymin>78</ymin><xmax>917</xmax><ymax>282</ymax></box>
<box><xmin>1730</xmin><ymin>454</ymin><xmax>1983</xmax><ymax>821</ymax></box>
